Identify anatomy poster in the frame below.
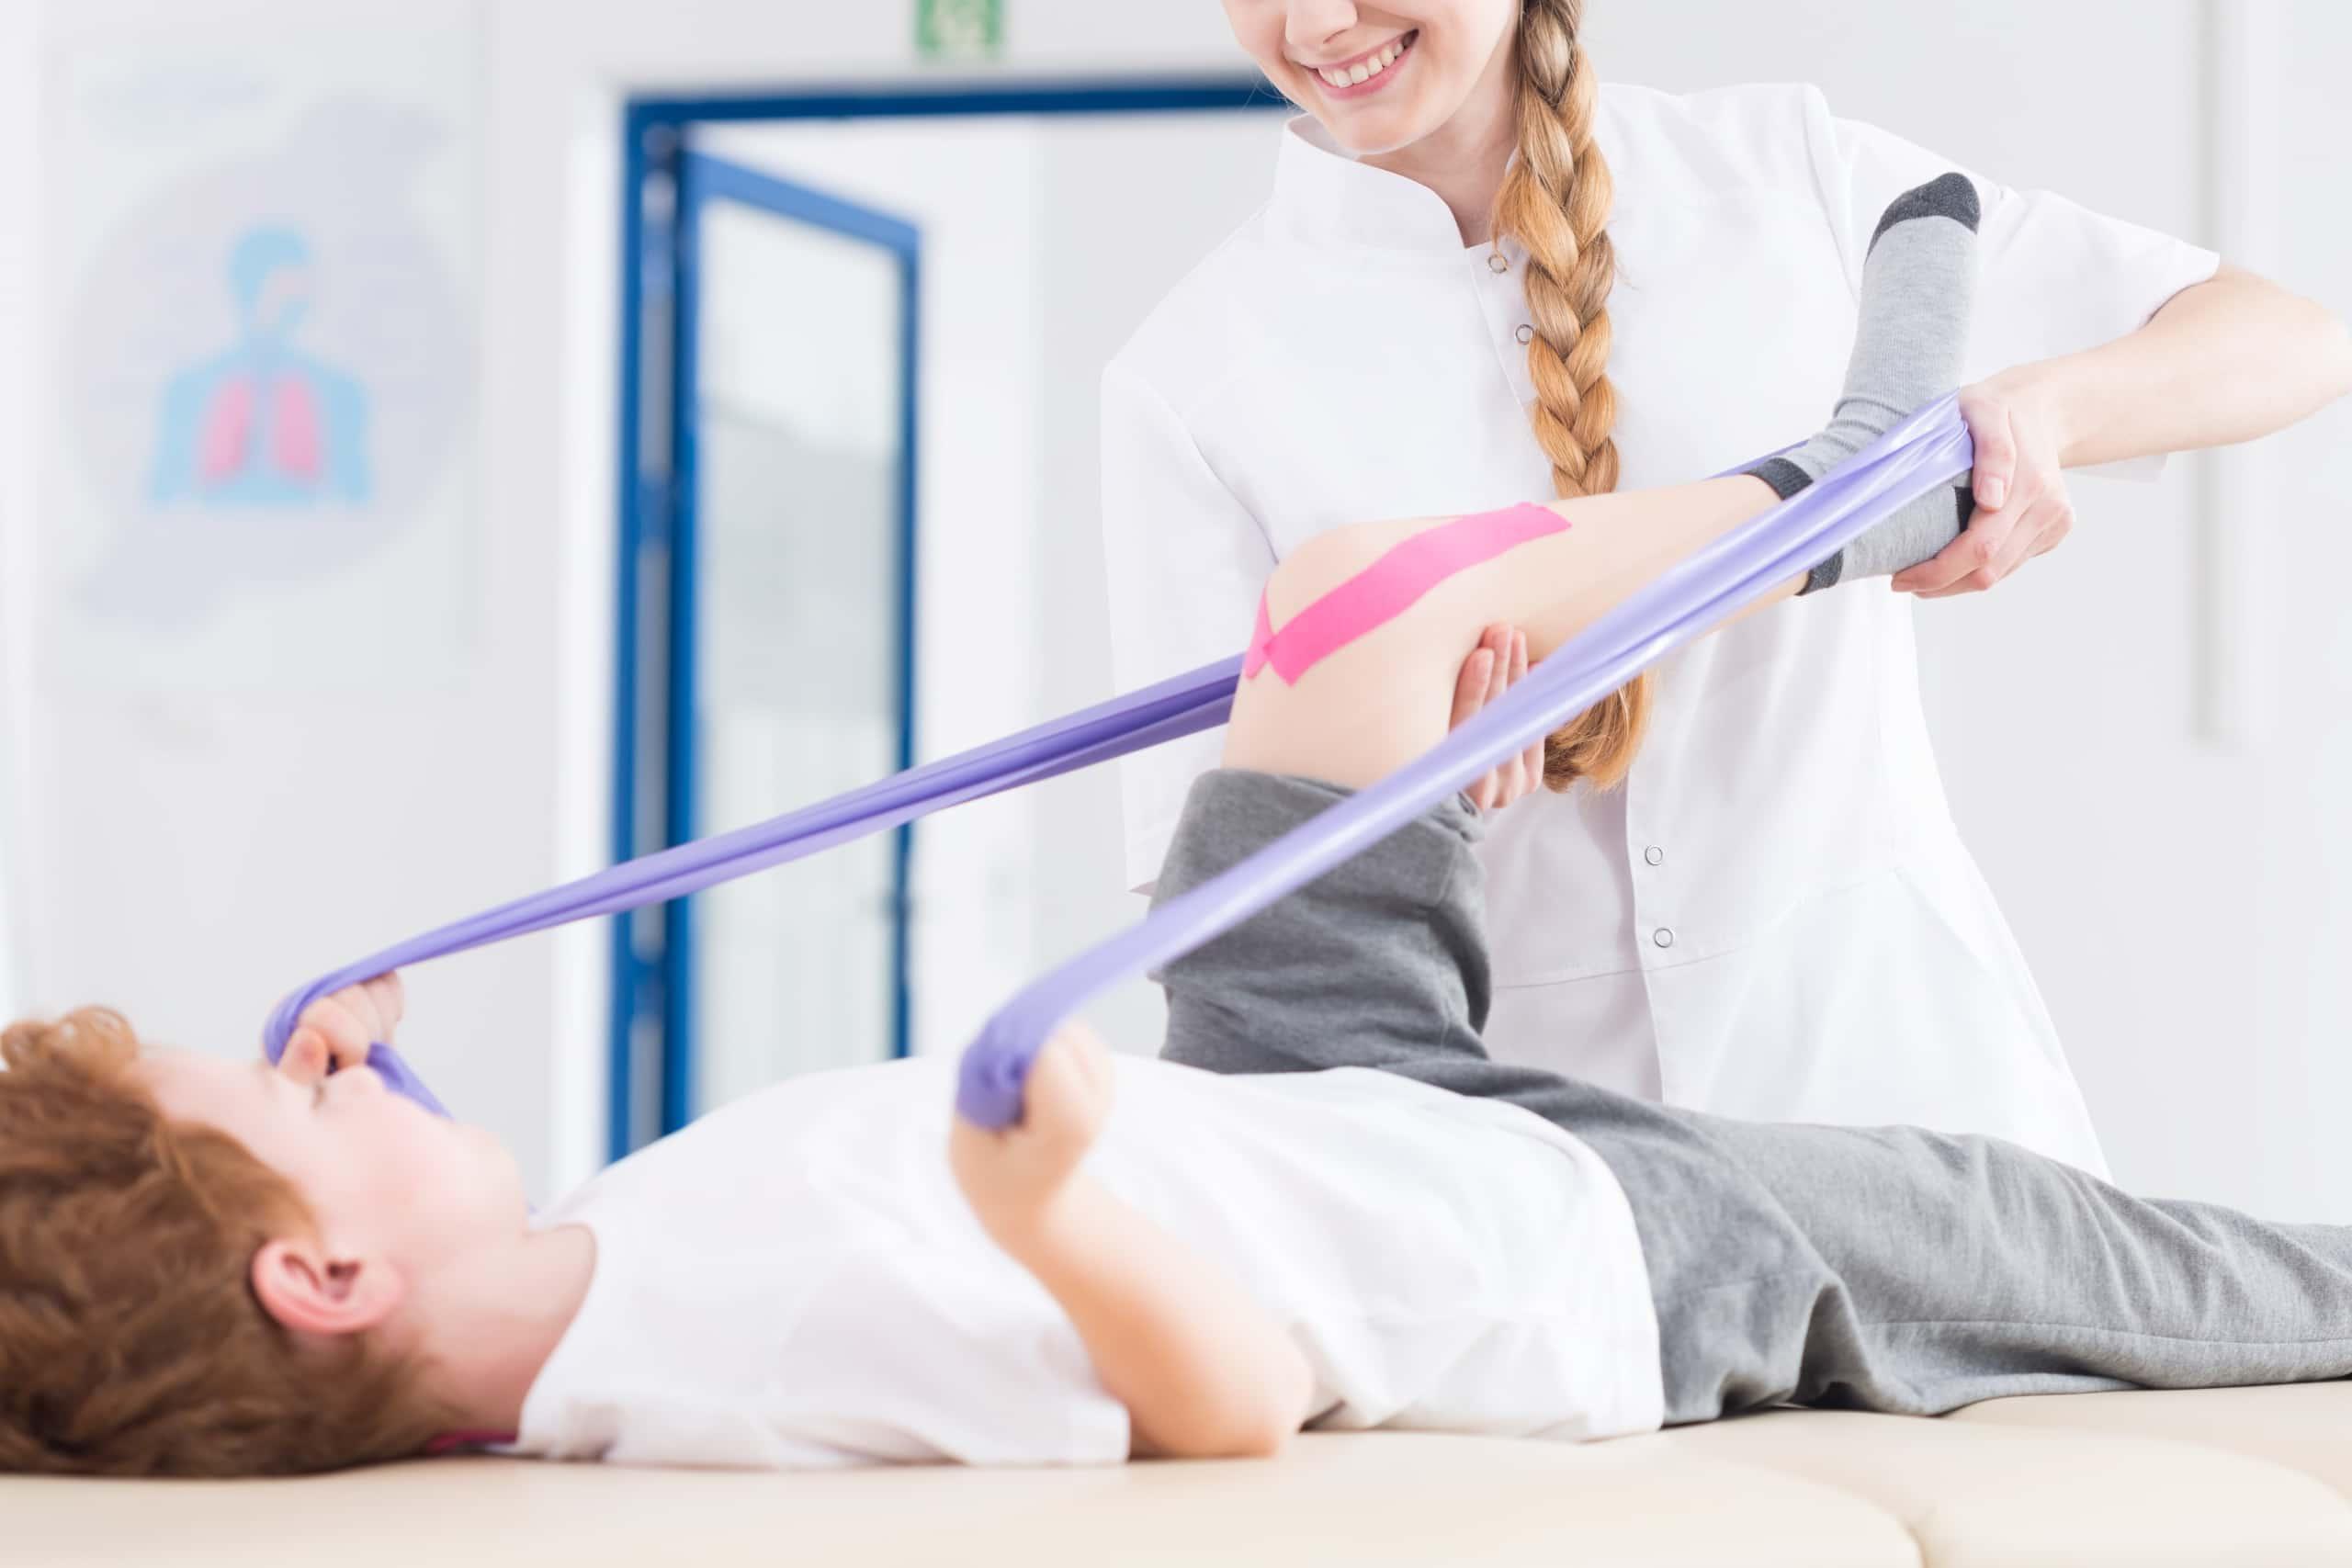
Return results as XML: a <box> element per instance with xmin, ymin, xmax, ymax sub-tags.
<box><xmin>43</xmin><ymin>11</ymin><xmax>479</xmax><ymax>688</ymax></box>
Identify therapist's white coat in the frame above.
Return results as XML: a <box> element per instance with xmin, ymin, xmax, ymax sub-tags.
<box><xmin>1102</xmin><ymin>83</ymin><xmax>2219</xmax><ymax>1176</ymax></box>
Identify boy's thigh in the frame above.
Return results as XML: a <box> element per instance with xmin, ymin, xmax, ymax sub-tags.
<box><xmin>1152</xmin><ymin>770</ymin><xmax>1492</xmax><ymax>1077</ymax></box>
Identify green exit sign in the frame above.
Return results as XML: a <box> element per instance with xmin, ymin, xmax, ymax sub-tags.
<box><xmin>917</xmin><ymin>0</ymin><xmax>1003</xmax><ymax>60</ymax></box>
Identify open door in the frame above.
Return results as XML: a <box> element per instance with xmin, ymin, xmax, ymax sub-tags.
<box><xmin>614</xmin><ymin>149</ymin><xmax>919</xmax><ymax>1152</ymax></box>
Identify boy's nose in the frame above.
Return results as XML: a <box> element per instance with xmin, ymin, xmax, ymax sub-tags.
<box><xmin>333</xmin><ymin>1063</ymin><xmax>388</xmax><ymax>1097</ymax></box>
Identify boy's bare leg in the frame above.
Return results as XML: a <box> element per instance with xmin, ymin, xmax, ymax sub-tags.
<box><xmin>949</xmin><ymin>1024</ymin><xmax>1313</xmax><ymax>1458</ymax></box>
<box><xmin>1223</xmin><ymin>474</ymin><xmax>1793</xmax><ymax>791</ymax></box>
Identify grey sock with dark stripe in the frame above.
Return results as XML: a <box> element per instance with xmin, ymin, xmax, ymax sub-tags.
<box><xmin>1747</xmin><ymin>173</ymin><xmax>1982</xmax><ymax>594</ymax></box>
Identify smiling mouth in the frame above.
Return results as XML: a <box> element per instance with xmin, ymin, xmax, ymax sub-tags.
<box><xmin>1306</xmin><ymin>30</ymin><xmax>1416</xmax><ymax>95</ymax></box>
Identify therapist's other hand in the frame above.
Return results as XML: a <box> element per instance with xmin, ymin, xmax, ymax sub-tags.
<box><xmin>277</xmin><ymin>972</ymin><xmax>405</xmax><ymax>1077</ymax></box>
<box><xmin>1453</xmin><ymin>624</ymin><xmax>1544</xmax><ymax>812</ymax></box>
<box><xmin>1894</xmin><ymin>374</ymin><xmax>2075</xmax><ymax>598</ymax></box>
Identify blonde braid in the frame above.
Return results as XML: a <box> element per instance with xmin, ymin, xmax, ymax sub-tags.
<box><xmin>1492</xmin><ymin>0</ymin><xmax>1650</xmax><ymax>791</ymax></box>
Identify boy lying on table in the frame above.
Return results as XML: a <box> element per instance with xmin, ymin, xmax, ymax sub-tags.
<box><xmin>12</xmin><ymin>177</ymin><xmax>2352</xmax><ymax>1476</ymax></box>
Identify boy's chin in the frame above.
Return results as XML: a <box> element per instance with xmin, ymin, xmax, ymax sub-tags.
<box><xmin>445</xmin><ymin>1122</ymin><xmax>532</xmax><ymax>1221</ymax></box>
<box><xmin>481</xmin><ymin>1135</ymin><xmax>535</xmax><ymax>1214</ymax></box>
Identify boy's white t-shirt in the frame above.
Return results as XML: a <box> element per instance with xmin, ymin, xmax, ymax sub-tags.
<box><xmin>512</xmin><ymin>1055</ymin><xmax>1662</xmax><ymax>1469</ymax></box>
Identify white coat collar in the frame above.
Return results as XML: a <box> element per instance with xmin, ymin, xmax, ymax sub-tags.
<box><xmin>1267</xmin><ymin>115</ymin><xmax>1484</xmax><ymax>254</ymax></box>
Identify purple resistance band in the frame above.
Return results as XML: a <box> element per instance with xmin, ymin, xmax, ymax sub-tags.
<box><xmin>264</xmin><ymin>395</ymin><xmax>1973</xmax><ymax>1130</ymax></box>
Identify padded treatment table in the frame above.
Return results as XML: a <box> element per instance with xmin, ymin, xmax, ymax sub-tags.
<box><xmin>17</xmin><ymin>1385</ymin><xmax>2352</xmax><ymax>1567</ymax></box>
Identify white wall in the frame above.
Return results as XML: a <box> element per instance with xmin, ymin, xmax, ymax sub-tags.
<box><xmin>2</xmin><ymin>0</ymin><xmax>2345</xmax><ymax>1217</ymax></box>
<box><xmin>0</xmin><ymin>0</ymin><xmax>32</xmax><ymax>1026</ymax></box>
<box><xmin>0</xmin><ymin>0</ymin><xmax>1256</xmax><ymax>1202</ymax></box>
<box><xmin>16</xmin><ymin>0</ymin><xmax>523</xmax><ymax>1168</ymax></box>
<box><xmin>2248</xmin><ymin>2</ymin><xmax>2352</xmax><ymax>1213</ymax></box>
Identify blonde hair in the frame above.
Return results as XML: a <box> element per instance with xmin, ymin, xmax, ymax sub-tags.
<box><xmin>1492</xmin><ymin>0</ymin><xmax>1650</xmax><ymax>790</ymax></box>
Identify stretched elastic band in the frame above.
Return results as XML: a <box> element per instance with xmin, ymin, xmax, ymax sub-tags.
<box><xmin>1244</xmin><ymin>502</ymin><xmax>1569</xmax><ymax>684</ymax></box>
<box><xmin>265</xmin><ymin>400</ymin><xmax>1973</xmax><ymax>1132</ymax></box>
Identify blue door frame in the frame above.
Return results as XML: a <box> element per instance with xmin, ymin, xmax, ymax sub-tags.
<box><xmin>662</xmin><ymin>151</ymin><xmax>922</xmax><ymax>1138</ymax></box>
<box><xmin>612</xmin><ymin>78</ymin><xmax>1284</xmax><ymax>1161</ymax></box>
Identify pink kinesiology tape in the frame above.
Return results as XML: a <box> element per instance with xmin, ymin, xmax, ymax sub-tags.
<box><xmin>1245</xmin><ymin>502</ymin><xmax>1571</xmax><ymax>685</ymax></box>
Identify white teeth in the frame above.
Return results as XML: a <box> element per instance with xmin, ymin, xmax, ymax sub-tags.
<box><xmin>1318</xmin><ymin>37</ymin><xmax>1407</xmax><ymax>89</ymax></box>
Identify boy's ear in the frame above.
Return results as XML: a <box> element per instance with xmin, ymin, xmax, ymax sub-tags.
<box><xmin>250</xmin><ymin>1237</ymin><xmax>405</xmax><ymax>1338</ymax></box>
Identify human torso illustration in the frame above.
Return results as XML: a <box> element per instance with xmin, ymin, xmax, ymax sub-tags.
<box><xmin>147</xmin><ymin>225</ymin><xmax>370</xmax><ymax>506</ymax></box>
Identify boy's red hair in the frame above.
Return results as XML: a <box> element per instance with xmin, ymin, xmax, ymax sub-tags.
<box><xmin>0</xmin><ymin>1008</ymin><xmax>451</xmax><ymax>1475</ymax></box>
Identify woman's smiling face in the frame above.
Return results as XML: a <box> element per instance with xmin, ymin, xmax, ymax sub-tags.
<box><xmin>1222</xmin><ymin>0</ymin><xmax>1521</xmax><ymax>156</ymax></box>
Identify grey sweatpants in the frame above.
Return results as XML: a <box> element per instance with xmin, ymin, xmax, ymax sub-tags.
<box><xmin>1153</xmin><ymin>770</ymin><xmax>2352</xmax><ymax>1423</ymax></box>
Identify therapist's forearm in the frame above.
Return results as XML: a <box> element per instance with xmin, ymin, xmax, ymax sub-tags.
<box><xmin>1992</xmin><ymin>264</ymin><xmax>2352</xmax><ymax>469</ymax></box>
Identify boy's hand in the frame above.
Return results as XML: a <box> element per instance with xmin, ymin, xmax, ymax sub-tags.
<box><xmin>949</xmin><ymin>1022</ymin><xmax>1114</xmax><ymax>1245</ymax></box>
<box><xmin>949</xmin><ymin>1023</ymin><xmax>1310</xmax><ymax>1460</ymax></box>
<box><xmin>278</xmin><ymin>972</ymin><xmax>405</xmax><ymax>1078</ymax></box>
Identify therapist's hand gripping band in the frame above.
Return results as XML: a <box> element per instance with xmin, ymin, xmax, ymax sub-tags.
<box><xmin>263</xmin><ymin>396</ymin><xmax>1973</xmax><ymax>1128</ymax></box>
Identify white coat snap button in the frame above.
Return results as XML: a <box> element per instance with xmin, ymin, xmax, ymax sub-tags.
<box><xmin>1653</xmin><ymin>927</ymin><xmax>1675</xmax><ymax>949</ymax></box>
<box><xmin>1513</xmin><ymin>322</ymin><xmax>1534</xmax><ymax>344</ymax></box>
<box><xmin>1645</xmin><ymin>845</ymin><xmax>1665</xmax><ymax>866</ymax></box>
<box><xmin>1487</xmin><ymin>253</ymin><xmax>1510</xmax><ymax>273</ymax></box>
